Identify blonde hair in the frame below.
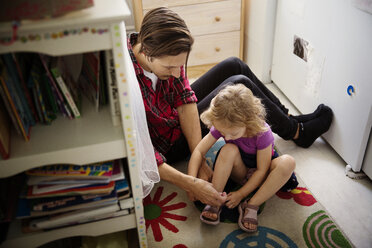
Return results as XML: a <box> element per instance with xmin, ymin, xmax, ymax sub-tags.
<box><xmin>200</xmin><ymin>84</ymin><xmax>268</xmax><ymax>137</ymax></box>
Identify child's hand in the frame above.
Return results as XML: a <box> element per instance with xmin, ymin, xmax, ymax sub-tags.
<box><xmin>225</xmin><ymin>191</ymin><xmax>244</xmax><ymax>209</ymax></box>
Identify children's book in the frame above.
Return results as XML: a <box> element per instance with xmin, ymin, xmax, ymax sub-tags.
<box><xmin>0</xmin><ymin>64</ymin><xmax>30</xmax><ymax>141</ymax></box>
<box><xmin>12</xmin><ymin>53</ymin><xmax>38</xmax><ymax>122</ymax></box>
<box><xmin>26</xmin><ymin>181</ymin><xmax>115</xmax><ymax>199</ymax></box>
<box><xmin>30</xmin><ymin>189</ymin><xmax>117</xmax><ymax>216</ymax></box>
<box><xmin>79</xmin><ymin>52</ymin><xmax>100</xmax><ymax>110</ymax></box>
<box><xmin>38</xmin><ymin>54</ymin><xmax>73</xmax><ymax>119</ymax></box>
<box><xmin>30</xmin><ymin>62</ymin><xmax>52</xmax><ymax>124</ymax></box>
<box><xmin>29</xmin><ymin>203</ymin><xmax>120</xmax><ymax>230</ymax></box>
<box><xmin>26</xmin><ymin>176</ymin><xmax>110</xmax><ymax>186</ymax></box>
<box><xmin>1</xmin><ymin>54</ymin><xmax>35</xmax><ymax>126</ymax></box>
<box><xmin>26</xmin><ymin>160</ymin><xmax>114</xmax><ymax>179</ymax></box>
<box><xmin>0</xmin><ymin>81</ymin><xmax>21</xmax><ymax>136</ymax></box>
<box><xmin>51</xmin><ymin>57</ymin><xmax>81</xmax><ymax>118</ymax></box>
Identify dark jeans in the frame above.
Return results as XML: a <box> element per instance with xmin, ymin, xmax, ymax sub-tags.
<box><xmin>165</xmin><ymin>57</ymin><xmax>298</xmax><ymax>163</ymax></box>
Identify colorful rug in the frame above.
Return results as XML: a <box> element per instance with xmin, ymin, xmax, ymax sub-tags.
<box><xmin>144</xmin><ymin>142</ymin><xmax>352</xmax><ymax>248</ymax></box>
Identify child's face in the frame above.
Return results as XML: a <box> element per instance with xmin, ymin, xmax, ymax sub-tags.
<box><xmin>214</xmin><ymin>120</ymin><xmax>246</xmax><ymax>141</ymax></box>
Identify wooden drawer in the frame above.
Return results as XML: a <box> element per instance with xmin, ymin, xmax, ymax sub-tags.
<box><xmin>143</xmin><ymin>0</ymin><xmax>241</xmax><ymax>36</ymax></box>
<box><xmin>188</xmin><ymin>31</ymin><xmax>240</xmax><ymax>66</ymax></box>
<box><xmin>142</xmin><ymin>0</ymin><xmax>219</xmax><ymax>9</ymax></box>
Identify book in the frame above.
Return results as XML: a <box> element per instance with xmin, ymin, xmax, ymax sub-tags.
<box><xmin>26</xmin><ymin>160</ymin><xmax>114</xmax><ymax>179</ymax></box>
<box><xmin>12</xmin><ymin>53</ymin><xmax>38</xmax><ymax>122</ymax></box>
<box><xmin>26</xmin><ymin>181</ymin><xmax>115</xmax><ymax>199</ymax></box>
<box><xmin>79</xmin><ymin>52</ymin><xmax>100</xmax><ymax>110</ymax></box>
<box><xmin>104</xmin><ymin>50</ymin><xmax>121</xmax><ymax>126</ymax></box>
<box><xmin>1</xmin><ymin>54</ymin><xmax>35</xmax><ymax>127</ymax></box>
<box><xmin>0</xmin><ymin>64</ymin><xmax>30</xmax><ymax>141</ymax></box>
<box><xmin>0</xmin><ymin>79</ymin><xmax>22</xmax><ymax>136</ymax></box>
<box><xmin>31</xmin><ymin>183</ymin><xmax>91</xmax><ymax>195</ymax></box>
<box><xmin>30</xmin><ymin>189</ymin><xmax>118</xmax><ymax>216</ymax></box>
<box><xmin>38</xmin><ymin>54</ymin><xmax>73</xmax><ymax>119</ymax></box>
<box><xmin>51</xmin><ymin>58</ymin><xmax>81</xmax><ymax>118</ymax></box>
<box><xmin>0</xmin><ymin>103</ymin><xmax>10</xmax><ymax>159</ymax></box>
<box><xmin>118</xmin><ymin>198</ymin><xmax>134</xmax><ymax>210</ymax></box>
<box><xmin>30</xmin><ymin>62</ymin><xmax>52</xmax><ymax>124</ymax></box>
<box><xmin>29</xmin><ymin>203</ymin><xmax>120</xmax><ymax>230</ymax></box>
<box><xmin>27</xmin><ymin>176</ymin><xmax>110</xmax><ymax>186</ymax></box>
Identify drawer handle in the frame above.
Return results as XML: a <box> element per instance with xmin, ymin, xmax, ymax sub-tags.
<box><xmin>215</xmin><ymin>16</ymin><xmax>221</xmax><ymax>22</ymax></box>
<box><xmin>215</xmin><ymin>47</ymin><xmax>221</xmax><ymax>52</ymax></box>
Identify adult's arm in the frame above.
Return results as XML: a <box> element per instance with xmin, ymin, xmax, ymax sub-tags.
<box><xmin>177</xmin><ymin>103</ymin><xmax>213</xmax><ymax>181</ymax></box>
<box><xmin>177</xmin><ymin>103</ymin><xmax>201</xmax><ymax>153</ymax></box>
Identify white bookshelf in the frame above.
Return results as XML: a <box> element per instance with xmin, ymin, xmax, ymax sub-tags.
<box><xmin>0</xmin><ymin>0</ymin><xmax>148</xmax><ymax>247</ymax></box>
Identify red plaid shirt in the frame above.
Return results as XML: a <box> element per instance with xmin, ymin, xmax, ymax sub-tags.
<box><xmin>128</xmin><ymin>33</ymin><xmax>198</xmax><ymax>166</ymax></box>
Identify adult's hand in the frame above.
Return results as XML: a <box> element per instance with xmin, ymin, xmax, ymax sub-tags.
<box><xmin>190</xmin><ymin>177</ymin><xmax>226</xmax><ymax>206</ymax></box>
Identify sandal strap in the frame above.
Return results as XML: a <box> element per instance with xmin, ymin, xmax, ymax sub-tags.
<box><xmin>202</xmin><ymin>204</ymin><xmax>220</xmax><ymax>214</ymax></box>
<box><xmin>241</xmin><ymin>203</ymin><xmax>258</xmax><ymax>223</ymax></box>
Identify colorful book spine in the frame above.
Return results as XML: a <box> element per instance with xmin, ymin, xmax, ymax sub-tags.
<box><xmin>51</xmin><ymin>67</ymin><xmax>80</xmax><ymax>118</ymax></box>
<box><xmin>31</xmin><ymin>66</ymin><xmax>52</xmax><ymax>124</ymax></box>
<box><xmin>0</xmin><ymin>68</ymin><xmax>30</xmax><ymax>141</ymax></box>
<box><xmin>26</xmin><ymin>181</ymin><xmax>115</xmax><ymax>199</ymax></box>
<box><xmin>1</xmin><ymin>54</ymin><xmax>35</xmax><ymax>126</ymax></box>
<box><xmin>38</xmin><ymin>54</ymin><xmax>73</xmax><ymax>119</ymax></box>
<box><xmin>12</xmin><ymin>53</ymin><xmax>38</xmax><ymax>122</ymax></box>
<box><xmin>26</xmin><ymin>161</ymin><xmax>114</xmax><ymax>178</ymax></box>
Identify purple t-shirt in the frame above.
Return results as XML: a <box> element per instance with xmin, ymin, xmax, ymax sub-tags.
<box><xmin>210</xmin><ymin>123</ymin><xmax>274</xmax><ymax>155</ymax></box>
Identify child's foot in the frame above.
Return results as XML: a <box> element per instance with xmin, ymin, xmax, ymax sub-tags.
<box><xmin>238</xmin><ymin>201</ymin><xmax>259</xmax><ymax>232</ymax></box>
<box><xmin>200</xmin><ymin>205</ymin><xmax>222</xmax><ymax>225</ymax></box>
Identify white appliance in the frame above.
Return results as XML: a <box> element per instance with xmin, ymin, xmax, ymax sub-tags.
<box><xmin>271</xmin><ymin>0</ymin><xmax>372</xmax><ymax>174</ymax></box>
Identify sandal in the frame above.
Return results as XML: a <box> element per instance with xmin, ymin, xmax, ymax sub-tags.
<box><xmin>238</xmin><ymin>201</ymin><xmax>259</xmax><ymax>232</ymax></box>
<box><xmin>200</xmin><ymin>204</ymin><xmax>221</xmax><ymax>225</ymax></box>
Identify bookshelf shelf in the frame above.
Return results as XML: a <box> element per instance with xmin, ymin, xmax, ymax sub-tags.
<box><xmin>0</xmin><ymin>101</ymin><xmax>126</xmax><ymax>178</ymax></box>
<box><xmin>4</xmin><ymin>212</ymin><xmax>136</xmax><ymax>248</ymax></box>
<box><xmin>0</xmin><ymin>0</ymin><xmax>148</xmax><ymax>247</ymax></box>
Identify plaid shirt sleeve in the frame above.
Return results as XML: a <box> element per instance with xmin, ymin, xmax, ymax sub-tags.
<box><xmin>154</xmin><ymin>147</ymin><xmax>166</xmax><ymax>166</ymax></box>
<box><xmin>173</xmin><ymin>66</ymin><xmax>197</xmax><ymax>108</ymax></box>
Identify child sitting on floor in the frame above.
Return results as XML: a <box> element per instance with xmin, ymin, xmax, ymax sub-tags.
<box><xmin>187</xmin><ymin>84</ymin><xmax>298</xmax><ymax>232</ymax></box>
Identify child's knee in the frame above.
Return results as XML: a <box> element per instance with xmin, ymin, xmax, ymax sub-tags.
<box><xmin>278</xmin><ymin>154</ymin><xmax>296</xmax><ymax>174</ymax></box>
<box><xmin>220</xmin><ymin>143</ymin><xmax>239</xmax><ymax>156</ymax></box>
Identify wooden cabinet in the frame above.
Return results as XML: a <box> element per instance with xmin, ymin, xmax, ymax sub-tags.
<box><xmin>133</xmin><ymin>0</ymin><xmax>245</xmax><ymax>77</ymax></box>
<box><xmin>0</xmin><ymin>0</ymin><xmax>149</xmax><ymax>247</ymax></box>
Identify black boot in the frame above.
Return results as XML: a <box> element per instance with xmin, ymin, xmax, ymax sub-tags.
<box><xmin>293</xmin><ymin>105</ymin><xmax>333</xmax><ymax>148</ymax></box>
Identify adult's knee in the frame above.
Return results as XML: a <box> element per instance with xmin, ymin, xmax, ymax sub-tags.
<box><xmin>226</xmin><ymin>75</ymin><xmax>255</xmax><ymax>89</ymax></box>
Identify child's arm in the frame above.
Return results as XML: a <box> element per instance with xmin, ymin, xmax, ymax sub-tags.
<box><xmin>187</xmin><ymin>132</ymin><xmax>217</xmax><ymax>178</ymax></box>
<box><xmin>227</xmin><ymin>145</ymin><xmax>272</xmax><ymax>207</ymax></box>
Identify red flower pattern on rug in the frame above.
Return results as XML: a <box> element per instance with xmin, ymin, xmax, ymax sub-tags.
<box><xmin>144</xmin><ymin>186</ymin><xmax>187</xmax><ymax>242</ymax></box>
<box><xmin>276</xmin><ymin>187</ymin><xmax>317</xmax><ymax>206</ymax></box>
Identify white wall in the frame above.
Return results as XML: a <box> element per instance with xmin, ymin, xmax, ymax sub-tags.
<box><xmin>243</xmin><ymin>0</ymin><xmax>277</xmax><ymax>84</ymax></box>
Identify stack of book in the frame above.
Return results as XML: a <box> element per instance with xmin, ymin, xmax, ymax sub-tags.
<box><xmin>0</xmin><ymin>51</ymin><xmax>109</xmax><ymax>159</ymax></box>
<box><xmin>16</xmin><ymin>159</ymin><xmax>131</xmax><ymax>232</ymax></box>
